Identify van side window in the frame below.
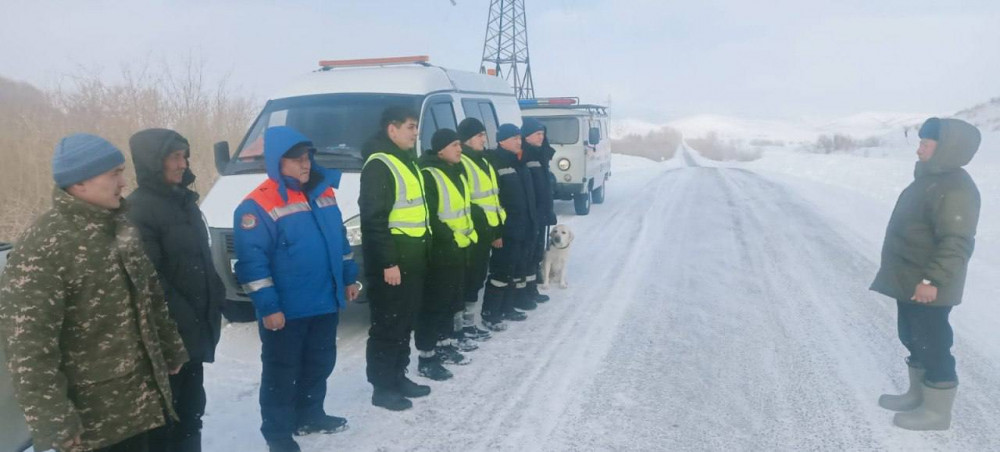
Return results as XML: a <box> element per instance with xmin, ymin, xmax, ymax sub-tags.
<box><xmin>420</xmin><ymin>100</ymin><xmax>458</xmax><ymax>151</ymax></box>
<box><xmin>461</xmin><ymin>99</ymin><xmax>500</xmax><ymax>148</ymax></box>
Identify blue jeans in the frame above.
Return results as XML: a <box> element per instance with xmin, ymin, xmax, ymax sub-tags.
<box><xmin>258</xmin><ymin>312</ymin><xmax>339</xmax><ymax>442</ymax></box>
<box><xmin>896</xmin><ymin>300</ymin><xmax>957</xmax><ymax>384</ymax></box>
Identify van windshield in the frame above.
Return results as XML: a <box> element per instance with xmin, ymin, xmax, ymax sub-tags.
<box><xmin>228</xmin><ymin>93</ymin><xmax>423</xmax><ymax>174</ymax></box>
<box><xmin>532</xmin><ymin>116</ymin><xmax>580</xmax><ymax>145</ymax></box>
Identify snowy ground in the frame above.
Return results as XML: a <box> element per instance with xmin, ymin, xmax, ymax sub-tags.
<box><xmin>202</xmin><ymin>150</ymin><xmax>1000</xmax><ymax>451</ymax></box>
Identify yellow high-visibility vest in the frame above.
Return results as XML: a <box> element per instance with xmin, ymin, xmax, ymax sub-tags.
<box><xmin>364</xmin><ymin>153</ymin><xmax>430</xmax><ymax>237</ymax></box>
<box><xmin>422</xmin><ymin>166</ymin><xmax>479</xmax><ymax>248</ymax></box>
<box><xmin>460</xmin><ymin>154</ymin><xmax>506</xmax><ymax>227</ymax></box>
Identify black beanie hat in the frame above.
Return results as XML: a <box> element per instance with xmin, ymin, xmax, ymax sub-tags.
<box><xmin>919</xmin><ymin>117</ymin><xmax>941</xmax><ymax>141</ymax></box>
<box><xmin>458</xmin><ymin>117</ymin><xmax>487</xmax><ymax>142</ymax></box>
<box><xmin>430</xmin><ymin>128</ymin><xmax>460</xmax><ymax>155</ymax></box>
<box><xmin>521</xmin><ymin>118</ymin><xmax>545</xmax><ymax>137</ymax></box>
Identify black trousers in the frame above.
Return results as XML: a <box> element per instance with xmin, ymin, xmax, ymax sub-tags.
<box><xmin>258</xmin><ymin>312</ymin><xmax>339</xmax><ymax>442</ymax></box>
<box><xmin>482</xmin><ymin>239</ymin><xmax>529</xmax><ymax>321</ymax></box>
<box><xmin>527</xmin><ymin>224</ymin><xmax>547</xmax><ymax>287</ymax></box>
<box><xmin>416</xmin><ymin>261</ymin><xmax>465</xmax><ymax>351</ymax></box>
<box><xmin>464</xmin><ymin>236</ymin><xmax>493</xmax><ymax>303</ymax></box>
<box><xmin>896</xmin><ymin>300</ymin><xmax>957</xmax><ymax>384</ymax></box>
<box><xmin>94</xmin><ymin>432</ymin><xmax>149</xmax><ymax>452</ymax></box>
<box><xmin>365</xmin><ymin>237</ymin><xmax>427</xmax><ymax>389</ymax></box>
<box><xmin>148</xmin><ymin>362</ymin><xmax>205</xmax><ymax>452</ymax></box>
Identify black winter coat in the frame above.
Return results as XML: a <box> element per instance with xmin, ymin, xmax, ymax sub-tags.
<box><xmin>486</xmin><ymin>147</ymin><xmax>538</xmax><ymax>243</ymax></box>
<box><xmin>870</xmin><ymin>118</ymin><xmax>981</xmax><ymax>307</ymax></box>
<box><xmin>359</xmin><ymin>134</ymin><xmax>430</xmax><ymax>275</ymax></box>
<box><xmin>126</xmin><ymin>129</ymin><xmax>224</xmax><ymax>363</ymax></box>
<box><xmin>523</xmin><ymin>141</ymin><xmax>557</xmax><ymax>226</ymax></box>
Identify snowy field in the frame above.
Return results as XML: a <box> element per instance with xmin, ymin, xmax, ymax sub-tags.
<box><xmin>201</xmin><ymin>150</ymin><xmax>1000</xmax><ymax>451</ymax></box>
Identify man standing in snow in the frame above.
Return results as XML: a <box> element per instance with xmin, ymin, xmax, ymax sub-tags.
<box><xmin>481</xmin><ymin>124</ymin><xmax>538</xmax><ymax>329</ymax></box>
<box><xmin>233</xmin><ymin>126</ymin><xmax>359</xmax><ymax>452</ymax></box>
<box><xmin>0</xmin><ymin>133</ymin><xmax>189</xmax><ymax>452</ymax></box>
<box><xmin>871</xmin><ymin>117</ymin><xmax>981</xmax><ymax>431</ymax></box>
<box><xmin>127</xmin><ymin>128</ymin><xmax>225</xmax><ymax>452</ymax></box>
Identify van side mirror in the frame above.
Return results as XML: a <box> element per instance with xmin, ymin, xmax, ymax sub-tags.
<box><xmin>589</xmin><ymin>127</ymin><xmax>601</xmax><ymax>145</ymax></box>
<box><xmin>214</xmin><ymin>141</ymin><xmax>230</xmax><ymax>174</ymax></box>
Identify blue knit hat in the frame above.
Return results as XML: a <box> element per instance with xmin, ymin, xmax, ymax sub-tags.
<box><xmin>52</xmin><ymin>133</ymin><xmax>126</xmax><ymax>188</ymax></box>
<box><xmin>918</xmin><ymin>117</ymin><xmax>941</xmax><ymax>141</ymax></box>
<box><xmin>521</xmin><ymin>118</ymin><xmax>545</xmax><ymax>137</ymax></box>
<box><xmin>497</xmin><ymin>123</ymin><xmax>521</xmax><ymax>143</ymax></box>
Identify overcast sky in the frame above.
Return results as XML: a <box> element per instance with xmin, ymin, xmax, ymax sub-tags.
<box><xmin>2</xmin><ymin>0</ymin><xmax>999</xmax><ymax>123</ymax></box>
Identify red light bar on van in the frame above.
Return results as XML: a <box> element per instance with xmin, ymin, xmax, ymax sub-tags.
<box><xmin>518</xmin><ymin>97</ymin><xmax>580</xmax><ymax>107</ymax></box>
<box><xmin>319</xmin><ymin>55</ymin><xmax>430</xmax><ymax>68</ymax></box>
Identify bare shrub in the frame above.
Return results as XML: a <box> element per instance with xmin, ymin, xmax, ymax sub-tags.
<box><xmin>611</xmin><ymin>126</ymin><xmax>683</xmax><ymax>161</ymax></box>
<box><xmin>0</xmin><ymin>59</ymin><xmax>256</xmax><ymax>240</ymax></box>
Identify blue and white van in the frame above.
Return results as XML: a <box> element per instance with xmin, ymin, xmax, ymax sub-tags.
<box><xmin>201</xmin><ymin>56</ymin><xmax>521</xmax><ymax>321</ymax></box>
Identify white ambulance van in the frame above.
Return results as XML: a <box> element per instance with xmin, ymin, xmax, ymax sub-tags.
<box><xmin>200</xmin><ymin>56</ymin><xmax>521</xmax><ymax>321</ymax></box>
<box><xmin>520</xmin><ymin>98</ymin><xmax>611</xmax><ymax>215</ymax></box>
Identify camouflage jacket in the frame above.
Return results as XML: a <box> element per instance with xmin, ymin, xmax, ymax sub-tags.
<box><xmin>0</xmin><ymin>188</ymin><xmax>189</xmax><ymax>451</ymax></box>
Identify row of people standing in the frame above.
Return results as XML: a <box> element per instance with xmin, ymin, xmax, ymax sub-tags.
<box><xmin>359</xmin><ymin>107</ymin><xmax>558</xmax><ymax>412</ymax></box>
<box><xmin>0</xmin><ymin>107</ymin><xmax>558</xmax><ymax>452</ymax></box>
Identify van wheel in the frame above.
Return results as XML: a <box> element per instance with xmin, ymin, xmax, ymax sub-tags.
<box><xmin>222</xmin><ymin>300</ymin><xmax>257</xmax><ymax>323</ymax></box>
<box><xmin>574</xmin><ymin>190</ymin><xmax>592</xmax><ymax>215</ymax></box>
<box><xmin>592</xmin><ymin>184</ymin><xmax>606</xmax><ymax>204</ymax></box>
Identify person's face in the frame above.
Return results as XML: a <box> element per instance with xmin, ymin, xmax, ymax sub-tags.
<box><xmin>438</xmin><ymin>140</ymin><xmax>463</xmax><ymax>164</ymax></box>
<box><xmin>524</xmin><ymin>130</ymin><xmax>545</xmax><ymax>147</ymax></box>
<box><xmin>499</xmin><ymin>135</ymin><xmax>522</xmax><ymax>154</ymax></box>
<box><xmin>162</xmin><ymin>149</ymin><xmax>188</xmax><ymax>185</ymax></box>
<box><xmin>465</xmin><ymin>131</ymin><xmax>487</xmax><ymax>151</ymax></box>
<box><xmin>66</xmin><ymin>164</ymin><xmax>128</xmax><ymax>210</ymax></box>
<box><xmin>388</xmin><ymin>118</ymin><xmax>419</xmax><ymax>150</ymax></box>
<box><xmin>280</xmin><ymin>152</ymin><xmax>311</xmax><ymax>184</ymax></box>
<box><xmin>917</xmin><ymin>139</ymin><xmax>937</xmax><ymax>162</ymax></box>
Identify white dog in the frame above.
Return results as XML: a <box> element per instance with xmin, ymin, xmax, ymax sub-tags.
<box><xmin>540</xmin><ymin>224</ymin><xmax>574</xmax><ymax>290</ymax></box>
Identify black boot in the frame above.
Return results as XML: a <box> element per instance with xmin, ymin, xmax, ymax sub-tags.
<box><xmin>503</xmin><ymin>309</ymin><xmax>528</xmax><ymax>321</ymax></box>
<box><xmin>512</xmin><ymin>292</ymin><xmax>538</xmax><ymax>311</ymax></box>
<box><xmin>267</xmin><ymin>438</ymin><xmax>301</xmax><ymax>452</ymax></box>
<box><xmin>436</xmin><ymin>344</ymin><xmax>471</xmax><ymax>365</ymax></box>
<box><xmin>372</xmin><ymin>386</ymin><xmax>413</xmax><ymax>411</ymax></box>
<box><xmin>398</xmin><ymin>374</ymin><xmax>431</xmax><ymax>398</ymax></box>
<box><xmin>529</xmin><ymin>282</ymin><xmax>550</xmax><ymax>303</ymax></box>
<box><xmin>295</xmin><ymin>415</ymin><xmax>348</xmax><ymax>436</ymax></box>
<box><xmin>463</xmin><ymin>325</ymin><xmax>492</xmax><ymax>341</ymax></box>
<box><xmin>418</xmin><ymin>355</ymin><xmax>454</xmax><ymax>381</ymax></box>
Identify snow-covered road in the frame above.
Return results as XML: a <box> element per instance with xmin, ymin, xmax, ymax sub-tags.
<box><xmin>202</xmin><ymin>151</ymin><xmax>1000</xmax><ymax>451</ymax></box>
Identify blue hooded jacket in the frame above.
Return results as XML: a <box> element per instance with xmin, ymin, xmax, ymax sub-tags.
<box><xmin>232</xmin><ymin>126</ymin><xmax>359</xmax><ymax>320</ymax></box>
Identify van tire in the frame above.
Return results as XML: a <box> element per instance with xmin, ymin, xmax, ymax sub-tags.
<box><xmin>574</xmin><ymin>190</ymin><xmax>591</xmax><ymax>215</ymax></box>
<box><xmin>222</xmin><ymin>300</ymin><xmax>257</xmax><ymax>323</ymax></box>
<box><xmin>592</xmin><ymin>183</ymin><xmax>606</xmax><ymax>204</ymax></box>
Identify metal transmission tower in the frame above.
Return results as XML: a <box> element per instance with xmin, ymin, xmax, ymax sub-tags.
<box><xmin>480</xmin><ymin>0</ymin><xmax>535</xmax><ymax>99</ymax></box>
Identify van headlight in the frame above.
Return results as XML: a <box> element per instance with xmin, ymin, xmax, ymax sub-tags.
<box><xmin>557</xmin><ymin>158</ymin><xmax>571</xmax><ymax>171</ymax></box>
<box><xmin>345</xmin><ymin>215</ymin><xmax>363</xmax><ymax>247</ymax></box>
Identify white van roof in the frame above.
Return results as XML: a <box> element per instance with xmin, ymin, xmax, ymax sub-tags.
<box><xmin>271</xmin><ymin>63</ymin><xmax>515</xmax><ymax>100</ymax></box>
<box><xmin>522</xmin><ymin>107</ymin><xmax>607</xmax><ymax>118</ymax></box>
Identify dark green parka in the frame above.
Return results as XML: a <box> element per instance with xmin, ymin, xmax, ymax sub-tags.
<box><xmin>870</xmin><ymin>118</ymin><xmax>981</xmax><ymax>307</ymax></box>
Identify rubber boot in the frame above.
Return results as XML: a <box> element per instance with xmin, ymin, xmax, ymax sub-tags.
<box><xmin>879</xmin><ymin>365</ymin><xmax>925</xmax><ymax>411</ymax></box>
<box><xmin>893</xmin><ymin>383</ymin><xmax>957</xmax><ymax>431</ymax></box>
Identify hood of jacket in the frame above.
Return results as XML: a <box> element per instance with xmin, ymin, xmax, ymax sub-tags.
<box><xmin>915</xmin><ymin>118</ymin><xmax>981</xmax><ymax>177</ymax></box>
<box><xmin>263</xmin><ymin>126</ymin><xmax>341</xmax><ymax>201</ymax></box>
<box><xmin>129</xmin><ymin>128</ymin><xmax>195</xmax><ymax>194</ymax></box>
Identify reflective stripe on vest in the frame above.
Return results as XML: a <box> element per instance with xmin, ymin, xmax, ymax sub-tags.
<box><xmin>422</xmin><ymin>166</ymin><xmax>479</xmax><ymax>248</ymax></box>
<box><xmin>460</xmin><ymin>154</ymin><xmax>507</xmax><ymax>227</ymax></box>
<box><xmin>364</xmin><ymin>153</ymin><xmax>430</xmax><ymax>237</ymax></box>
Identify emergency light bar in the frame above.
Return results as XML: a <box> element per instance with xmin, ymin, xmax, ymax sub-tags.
<box><xmin>319</xmin><ymin>55</ymin><xmax>430</xmax><ymax>69</ymax></box>
<box><xmin>518</xmin><ymin>97</ymin><xmax>580</xmax><ymax>107</ymax></box>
